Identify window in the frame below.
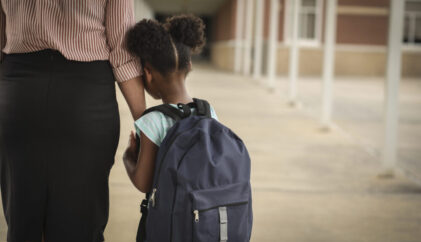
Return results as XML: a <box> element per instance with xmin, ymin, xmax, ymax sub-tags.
<box><xmin>403</xmin><ymin>0</ymin><xmax>421</xmax><ymax>45</ymax></box>
<box><xmin>284</xmin><ymin>0</ymin><xmax>323</xmax><ymax>46</ymax></box>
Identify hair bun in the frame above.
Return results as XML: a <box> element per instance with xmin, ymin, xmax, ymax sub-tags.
<box><xmin>165</xmin><ymin>15</ymin><xmax>205</xmax><ymax>53</ymax></box>
<box><xmin>125</xmin><ymin>19</ymin><xmax>170</xmax><ymax>59</ymax></box>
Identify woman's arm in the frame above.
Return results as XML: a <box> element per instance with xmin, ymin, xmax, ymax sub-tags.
<box><xmin>105</xmin><ymin>0</ymin><xmax>145</xmax><ymax>119</ymax></box>
<box><xmin>0</xmin><ymin>3</ymin><xmax>6</xmax><ymax>62</ymax></box>
<box><xmin>123</xmin><ymin>131</ymin><xmax>158</xmax><ymax>193</ymax></box>
<box><xmin>118</xmin><ymin>76</ymin><xmax>146</xmax><ymax>120</ymax></box>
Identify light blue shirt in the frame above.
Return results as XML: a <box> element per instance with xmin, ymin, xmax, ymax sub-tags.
<box><xmin>135</xmin><ymin>104</ymin><xmax>218</xmax><ymax>146</ymax></box>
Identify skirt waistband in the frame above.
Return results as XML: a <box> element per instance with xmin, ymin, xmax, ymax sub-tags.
<box><xmin>2</xmin><ymin>49</ymin><xmax>115</xmax><ymax>84</ymax></box>
<box><xmin>4</xmin><ymin>49</ymin><xmax>107</xmax><ymax>64</ymax></box>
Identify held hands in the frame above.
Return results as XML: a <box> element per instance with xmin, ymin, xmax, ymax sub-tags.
<box><xmin>123</xmin><ymin>131</ymin><xmax>138</xmax><ymax>165</ymax></box>
<box><xmin>122</xmin><ymin>130</ymin><xmax>158</xmax><ymax>193</ymax></box>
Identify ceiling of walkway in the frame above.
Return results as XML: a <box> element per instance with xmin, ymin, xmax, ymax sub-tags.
<box><xmin>144</xmin><ymin>0</ymin><xmax>226</xmax><ymax>15</ymax></box>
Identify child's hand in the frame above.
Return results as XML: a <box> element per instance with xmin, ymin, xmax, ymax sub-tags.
<box><xmin>123</xmin><ymin>131</ymin><xmax>137</xmax><ymax>163</ymax></box>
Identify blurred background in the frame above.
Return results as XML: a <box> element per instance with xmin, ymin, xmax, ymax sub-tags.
<box><xmin>1</xmin><ymin>0</ymin><xmax>421</xmax><ymax>241</ymax></box>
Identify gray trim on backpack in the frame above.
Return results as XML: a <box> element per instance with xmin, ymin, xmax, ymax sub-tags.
<box><xmin>219</xmin><ymin>206</ymin><xmax>228</xmax><ymax>242</ymax></box>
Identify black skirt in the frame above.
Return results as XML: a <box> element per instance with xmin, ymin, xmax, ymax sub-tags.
<box><xmin>0</xmin><ymin>50</ymin><xmax>120</xmax><ymax>242</ymax></box>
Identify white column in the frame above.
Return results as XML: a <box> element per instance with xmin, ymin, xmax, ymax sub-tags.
<box><xmin>234</xmin><ymin>0</ymin><xmax>245</xmax><ymax>73</ymax></box>
<box><xmin>288</xmin><ymin>0</ymin><xmax>300</xmax><ymax>104</ymax></box>
<box><xmin>266</xmin><ymin>0</ymin><xmax>280</xmax><ymax>89</ymax></box>
<box><xmin>321</xmin><ymin>0</ymin><xmax>337</xmax><ymax>129</ymax></box>
<box><xmin>253</xmin><ymin>0</ymin><xmax>264</xmax><ymax>80</ymax></box>
<box><xmin>382</xmin><ymin>0</ymin><xmax>404</xmax><ymax>173</ymax></box>
<box><xmin>242</xmin><ymin>0</ymin><xmax>254</xmax><ymax>75</ymax></box>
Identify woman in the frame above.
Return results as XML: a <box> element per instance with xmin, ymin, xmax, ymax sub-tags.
<box><xmin>0</xmin><ymin>1</ymin><xmax>145</xmax><ymax>241</ymax></box>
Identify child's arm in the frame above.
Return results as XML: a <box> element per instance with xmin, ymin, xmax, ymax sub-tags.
<box><xmin>123</xmin><ymin>131</ymin><xmax>158</xmax><ymax>193</ymax></box>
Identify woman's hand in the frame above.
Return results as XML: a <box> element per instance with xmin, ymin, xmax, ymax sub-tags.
<box><xmin>123</xmin><ymin>131</ymin><xmax>138</xmax><ymax>174</ymax></box>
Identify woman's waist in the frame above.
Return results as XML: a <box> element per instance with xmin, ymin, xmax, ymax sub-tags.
<box><xmin>3</xmin><ymin>48</ymin><xmax>109</xmax><ymax>64</ymax></box>
<box><xmin>1</xmin><ymin>49</ymin><xmax>115</xmax><ymax>84</ymax></box>
<box><xmin>2</xmin><ymin>31</ymin><xmax>110</xmax><ymax>63</ymax></box>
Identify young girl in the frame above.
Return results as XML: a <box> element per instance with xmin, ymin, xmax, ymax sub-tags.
<box><xmin>122</xmin><ymin>15</ymin><xmax>218</xmax><ymax>193</ymax></box>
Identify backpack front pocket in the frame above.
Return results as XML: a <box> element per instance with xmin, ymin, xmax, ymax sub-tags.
<box><xmin>190</xmin><ymin>182</ymin><xmax>250</xmax><ymax>242</ymax></box>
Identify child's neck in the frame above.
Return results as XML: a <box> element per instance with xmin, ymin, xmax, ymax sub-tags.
<box><xmin>162</xmin><ymin>93</ymin><xmax>193</xmax><ymax>105</ymax></box>
<box><xmin>160</xmin><ymin>75</ymin><xmax>193</xmax><ymax>105</ymax></box>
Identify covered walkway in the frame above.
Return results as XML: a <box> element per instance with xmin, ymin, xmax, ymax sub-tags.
<box><xmin>103</xmin><ymin>66</ymin><xmax>421</xmax><ymax>242</ymax></box>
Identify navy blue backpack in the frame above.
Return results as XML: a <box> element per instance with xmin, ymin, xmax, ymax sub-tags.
<box><xmin>136</xmin><ymin>98</ymin><xmax>252</xmax><ymax>242</ymax></box>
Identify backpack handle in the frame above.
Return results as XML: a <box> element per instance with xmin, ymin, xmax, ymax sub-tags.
<box><xmin>192</xmin><ymin>98</ymin><xmax>212</xmax><ymax>118</ymax></box>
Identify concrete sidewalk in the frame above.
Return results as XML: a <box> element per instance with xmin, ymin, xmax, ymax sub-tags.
<box><xmin>1</xmin><ymin>66</ymin><xmax>420</xmax><ymax>241</ymax></box>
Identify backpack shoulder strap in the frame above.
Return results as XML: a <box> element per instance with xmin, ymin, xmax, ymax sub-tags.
<box><xmin>192</xmin><ymin>98</ymin><xmax>212</xmax><ymax>118</ymax></box>
<box><xmin>141</xmin><ymin>99</ymin><xmax>211</xmax><ymax>121</ymax></box>
<box><xmin>141</xmin><ymin>104</ymin><xmax>185</xmax><ymax>121</ymax></box>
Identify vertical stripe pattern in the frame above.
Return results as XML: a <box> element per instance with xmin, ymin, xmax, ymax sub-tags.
<box><xmin>0</xmin><ymin>0</ymin><xmax>141</xmax><ymax>82</ymax></box>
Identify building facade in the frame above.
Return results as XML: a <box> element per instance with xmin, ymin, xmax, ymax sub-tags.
<box><xmin>211</xmin><ymin>0</ymin><xmax>421</xmax><ymax>77</ymax></box>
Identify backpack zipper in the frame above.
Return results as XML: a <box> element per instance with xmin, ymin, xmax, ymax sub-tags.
<box><xmin>149</xmin><ymin>188</ymin><xmax>157</xmax><ymax>208</ymax></box>
<box><xmin>193</xmin><ymin>201</ymin><xmax>248</xmax><ymax>223</ymax></box>
<box><xmin>193</xmin><ymin>210</ymin><xmax>200</xmax><ymax>222</ymax></box>
<box><xmin>149</xmin><ymin>118</ymin><xmax>207</xmax><ymax>207</ymax></box>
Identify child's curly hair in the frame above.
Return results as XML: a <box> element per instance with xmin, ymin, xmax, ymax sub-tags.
<box><xmin>125</xmin><ymin>14</ymin><xmax>206</xmax><ymax>75</ymax></box>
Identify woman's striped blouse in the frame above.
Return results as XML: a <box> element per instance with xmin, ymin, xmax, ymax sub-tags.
<box><xmin>0</xmin><ymin>0</ymin><xmax>142</xmax><ymax>82</ymax></box>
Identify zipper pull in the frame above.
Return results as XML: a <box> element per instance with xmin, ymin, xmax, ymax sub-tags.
<box><xmin>149</xmin><ymin>188</ymin><xmax>157</xmax><ymax>208</ymax></box>
<box><xmin>193</xmin><ymin>210</ymin><xmax>199</xmax><ymax>222</ymax></box>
